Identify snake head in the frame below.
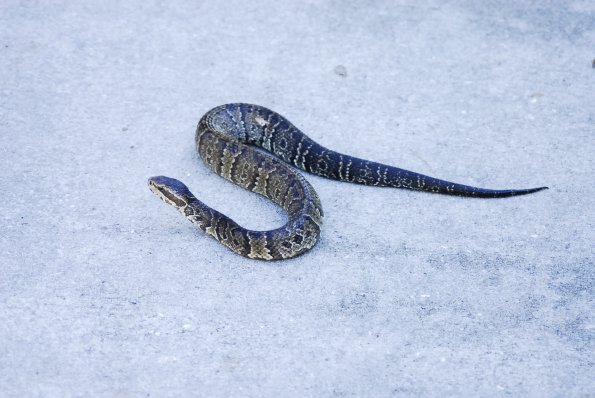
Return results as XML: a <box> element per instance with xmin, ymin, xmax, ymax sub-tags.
<box><xmin>148</xmin><ymin>176</ymin><xmax>194</xmax><ymax>209</ymax></box>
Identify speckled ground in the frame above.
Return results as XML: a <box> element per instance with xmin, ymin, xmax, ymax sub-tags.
<box><xmin>1</xmin><ymin>1</ymin><xmax>593</xmax><ymax>397</ymax></box>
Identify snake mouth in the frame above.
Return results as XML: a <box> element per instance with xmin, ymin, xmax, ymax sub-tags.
<box><xmin>148</xmin><ymin>177</ymin><xmax>171</xmax><ymax>204</ymax></box>
<box><xmin>148</xmin><ymin>176</ymin><xmax>191</xmax><ymax>208</ymax></box>
<box><xmin>148</xmin><ymin>177</ymin><xmax>158</xmax><ymax>189</ymax></box>
<box><xmin>148</xmin><ymin>176</ymin><xmax>166</xmax><ymax>197</ymax></box>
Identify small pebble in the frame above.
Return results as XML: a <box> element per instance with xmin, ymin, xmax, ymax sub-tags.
<box><xmin>334</xmin><ymin>65</ymin><xmax>347</xmax><ymax>77</ymax></box>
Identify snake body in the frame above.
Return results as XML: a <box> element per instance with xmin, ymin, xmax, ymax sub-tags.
<box><xmin>148</xmin><ymin>103</ymin><xmax>547</xmax><ymax>260</ymax></box>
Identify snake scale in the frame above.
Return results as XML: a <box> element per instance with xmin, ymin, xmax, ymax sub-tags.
<box><xmin>148</xmin><ymin>103</ymin><xmax>547</xmax><ymax>260</ymax></box>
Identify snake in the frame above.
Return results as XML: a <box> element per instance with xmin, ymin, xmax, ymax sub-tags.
<box><xmin>148</xmin><ymin>103</ymin><xmax>547</xmax><ymax>260</ymax></box>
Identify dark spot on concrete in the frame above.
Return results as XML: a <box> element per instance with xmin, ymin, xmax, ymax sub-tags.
<box><xmin>334</xmin><ymin>65</ymin><xmax>347</xmax><ymax>77</ymax></box>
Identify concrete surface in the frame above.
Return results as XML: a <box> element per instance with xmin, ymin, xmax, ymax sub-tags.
<box><xmin>1</xmin><ymin>1</ymin><xmax>594</xmax><ymax>397</ymax></box>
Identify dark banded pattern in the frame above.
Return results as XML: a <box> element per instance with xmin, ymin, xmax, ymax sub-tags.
<box><xmin>149</xmin><ymin>104</ymin><xmax>547</xmax><ymax>260</ymax></box>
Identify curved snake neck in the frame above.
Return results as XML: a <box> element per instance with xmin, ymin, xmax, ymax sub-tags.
<box><xmin>148</xmin><ymin>103</ymin><xmax>547</xmax><ymax>260</ymax></box>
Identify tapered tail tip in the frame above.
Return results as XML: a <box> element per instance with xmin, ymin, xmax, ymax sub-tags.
<box><xmin>533</xmin><ymin>186</ymin><xmax>549</xmax><ymax>193</ymax></box>
<box><xmin>482</xmin><ymin>185</ymin><xmax>549</xmax><ymax>198</ymax></box>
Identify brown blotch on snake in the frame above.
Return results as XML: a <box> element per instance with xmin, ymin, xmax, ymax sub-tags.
<box><xmin>148</xmin><ymin>103</ymin><xmax>547</xmax><ymax>260</ymax></box>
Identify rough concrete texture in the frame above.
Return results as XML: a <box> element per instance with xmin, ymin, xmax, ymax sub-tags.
<box><xmin>1</xmin><ymin>0</ymin><xmax>594</xmax><ymax>397</ymax></box>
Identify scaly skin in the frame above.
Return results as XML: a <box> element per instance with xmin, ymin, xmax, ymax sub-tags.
<box><xmin>148</xmin><ymin>103</ymin><xmax>547</xmax><ymax>260</ymax></box>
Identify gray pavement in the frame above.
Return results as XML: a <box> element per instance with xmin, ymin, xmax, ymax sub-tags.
<box><xmin>1</xmin><ymin>1</ymin><xmax>594</xmax><ymax>397</ymax></box>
